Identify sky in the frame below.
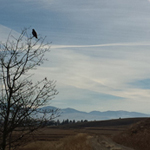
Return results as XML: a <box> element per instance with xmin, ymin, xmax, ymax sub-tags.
<box><xmin>1</xmin><ymin>0</ymin><xmax>150</xmax><ymax>113</ymax></box>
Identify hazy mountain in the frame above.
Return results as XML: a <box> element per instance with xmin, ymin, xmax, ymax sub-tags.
<box><xmin>62</xmin><ymin>108</ymin><xmax>86</xmax><ymax>114</ymax></box>
<box><xmin>40</xmin><ymin>106</ymin><xmax>150</xmax><ymax>121</ymax></box>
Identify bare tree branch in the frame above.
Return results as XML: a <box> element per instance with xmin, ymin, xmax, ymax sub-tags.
<box><xmin>0</xmin><ymin>28</ymin><xmax>59</xmax><ymax>150</ymax></box>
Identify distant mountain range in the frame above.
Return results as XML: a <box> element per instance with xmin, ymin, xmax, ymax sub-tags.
<box><xmin>40</xmin><ymin>106</ymin><xmax>150</xmax><ymax>121</ymax></box>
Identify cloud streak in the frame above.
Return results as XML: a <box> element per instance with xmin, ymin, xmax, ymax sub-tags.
<box><xmin>51</xmin><ymin>42</ymin><xmax>150</xmax><ymax>49</ymax></box>
<box><xmin>31</xmin><ymin>41</ymin><xmax>150</xmax><ymax>113</ymax></box>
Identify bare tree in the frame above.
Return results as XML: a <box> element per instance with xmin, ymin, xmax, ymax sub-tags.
<box><xmin>0</xmin><ymin>28</ymin><xmax>59</xmax><ymax>150</ymax></box>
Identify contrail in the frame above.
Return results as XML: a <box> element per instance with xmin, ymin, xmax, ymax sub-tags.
<box><xmin>51</xmin><ymin>42</ymin><xmax>150</xmax><ymax>49</ymax></box>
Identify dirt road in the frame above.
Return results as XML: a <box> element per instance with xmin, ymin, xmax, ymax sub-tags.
<box><xmin>89</xmin><ymin>135</ymin><xmax>134</xmax><ymax>150</ymax></box>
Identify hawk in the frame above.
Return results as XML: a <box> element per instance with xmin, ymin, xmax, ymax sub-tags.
<box><xmin>32</xmin><ymin>29</ymin><xmax>38</xmax><ymax>39</ymax></box>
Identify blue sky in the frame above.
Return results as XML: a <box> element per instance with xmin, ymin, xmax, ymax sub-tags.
<box><xmin>1</xmin><ymin>0</ymin><xmax>150</xmax><ymax>113</ymax></box>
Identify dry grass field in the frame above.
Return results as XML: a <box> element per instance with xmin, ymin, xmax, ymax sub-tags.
<box><xmin>17</xmin><ymin>118</ymin><xmax>150</xmax><ymax>150</ymax></box>
<box><xmin>18</xmin><ymin>133</ymin><xmax>92</xmax><ymax>150</ymax></box>
<box><xmin>114</xmin><ymin>118</ymin><xmax>150</xmax><ymax>150</ymax></box>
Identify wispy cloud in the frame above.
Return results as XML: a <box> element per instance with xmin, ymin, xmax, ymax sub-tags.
<box><xmin>28</xmin><ymin>41</ymin><xmax>150</xmax><ymax>113</ymax></box>
<box><xmin>51</xmin><ymin>42</ymin><xmax>150</xmax><ymax>49</ymax></box>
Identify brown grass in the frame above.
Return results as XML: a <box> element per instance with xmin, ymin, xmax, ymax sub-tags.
<box><xmin>56</xmin><ymin>133</ymin><xmax>92</xmax><ymax>150</ymax></box>
<box><xmin>19</xmin><ymin>133</ymin><xmax>92</xmax><ymax>150</ymax></box>
<box><xmin>18</xmin><ymin>141</ymin><xmax>56</xmax><ymax>150</ymax></box>
<box><xmin>16</xmin><ymin>118</ymin><xmax>146</xmax><ymax>150</ymax></box>
<box><xmin>113</xmin><ymin>118</ymin><xmax>150</xmax><ymax>150</ymax></box>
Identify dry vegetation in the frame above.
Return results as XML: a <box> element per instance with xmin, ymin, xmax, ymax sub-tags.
<box><xmin>16</xmin><ymin>118</ymin><xmax>150</xmax><ymax>150</ymax></box>
<box><xmin>19</xmin><ymin>133</ymin><xmax>92</xmax><ymax>150</ymax></box>
<box><xmin>113</xmin><ymin>118</ymin><xmax>150</xmax><ymax>150</ymax></box>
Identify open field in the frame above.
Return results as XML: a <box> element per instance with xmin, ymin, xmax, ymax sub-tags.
<box><xmin>18</xmin><ymin>118</ymin><xmax>149</xmax><ymax>150</ymax></box>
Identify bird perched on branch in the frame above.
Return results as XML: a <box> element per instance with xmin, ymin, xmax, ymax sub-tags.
<box><xmin>32</xmin><ymin>29</ymin><xmax>38</xmax><ymax>39</ymax></box>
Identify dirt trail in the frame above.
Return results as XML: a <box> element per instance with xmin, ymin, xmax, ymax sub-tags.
<box><xmin>89</xmin><ymin>135</ymin><xmax>134</xmax><ymax>150</ymax></box>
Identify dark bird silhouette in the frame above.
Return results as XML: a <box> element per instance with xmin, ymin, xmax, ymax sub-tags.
<box><xmin>32</xmin><ymin>29</ymin><xmax>38</xmax><ymax>39</ymax></box>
